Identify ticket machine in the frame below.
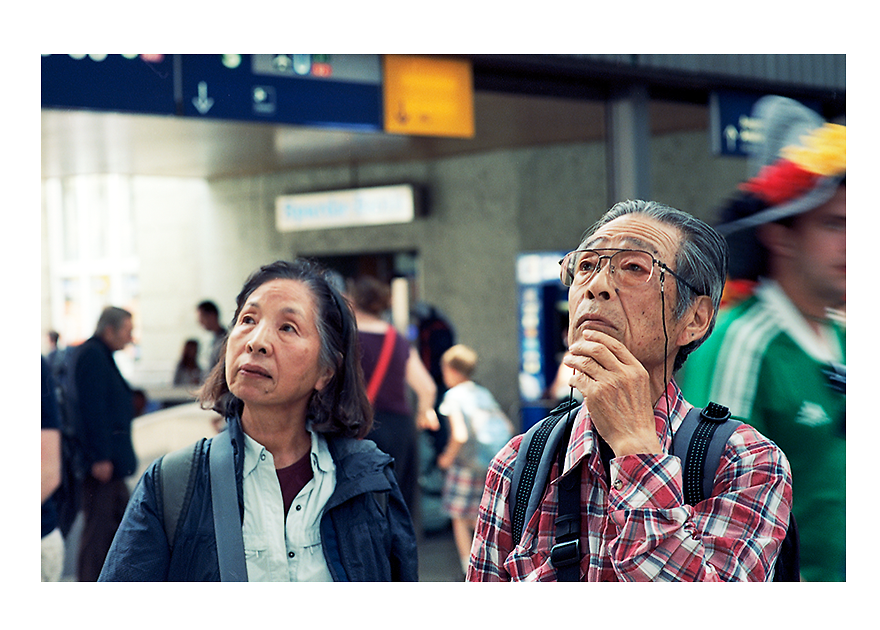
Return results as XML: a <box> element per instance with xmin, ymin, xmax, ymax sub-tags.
<box><xmin>516</xmin><ymin>252</ymin><xmax>570</xmax><ymax>431</ymax></box>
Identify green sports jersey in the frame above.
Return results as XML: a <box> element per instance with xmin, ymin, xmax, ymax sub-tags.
<box><xmin>678</xmin><ymin>280</ymin><xmax>845</xmax><ymax>582</ymax></box>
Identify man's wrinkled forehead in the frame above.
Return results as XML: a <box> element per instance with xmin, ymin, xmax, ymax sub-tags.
<box><xmin>582</xmin><ymin>233</ymin><xmax>659</xmax><ymax>254</ymax></box>
<box><xmin>581</xmin><ymin>214</ymin><xmax>679</xmax><ymax>257</ymax></box>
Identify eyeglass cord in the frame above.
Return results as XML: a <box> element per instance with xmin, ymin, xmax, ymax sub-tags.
<box><xmin>660</xmin><ymin>275</ymin><xmax>674</xmax><ymax>452</ymax></box>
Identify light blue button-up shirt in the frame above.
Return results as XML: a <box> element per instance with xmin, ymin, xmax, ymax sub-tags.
<box><xmin>241</xmin><ymin>427</ymin><xmax>336</xmax><ymax>581</ymax></box>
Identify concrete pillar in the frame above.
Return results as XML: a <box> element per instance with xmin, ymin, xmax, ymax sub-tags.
<box><xmin>605</xmin><ymin>84</ymin><xmax>652</xmax><ymax>205</ymax></box>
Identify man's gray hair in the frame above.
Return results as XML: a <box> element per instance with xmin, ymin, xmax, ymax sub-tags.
<box><xmin>582</xmin><ymin>199</ymin><xmax>729</xmax><ymax>371</ymax></box>
<box><xmin>95</xmin><ymin>306</ymin><xmax>133</xmax><ymax>336</ymax></box>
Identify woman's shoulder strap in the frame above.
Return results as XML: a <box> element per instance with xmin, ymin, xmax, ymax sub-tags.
<box><xmin>158</xmin><ymin>438</ymin><xmax>205</xmax><ymax>548</ymax></box>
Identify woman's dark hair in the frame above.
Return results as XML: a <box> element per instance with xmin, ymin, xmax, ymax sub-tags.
<box><xmin>199</xmin><ymin>259</ymin><xmax>373</xmax><ymax>439</ymax></box>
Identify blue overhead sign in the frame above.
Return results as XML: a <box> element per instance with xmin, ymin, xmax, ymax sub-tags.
<box><xmin>179</xmin><ymin>54</ymin><xmax>383</xmax><ymax>130</ymax></box>
<box><xmin>710</xmin><ymin>90</ymin><xmax>823</xmax><ymax>157</ymax></box>
<box><xmin>42</xmin><ymin>54</ymin><xmax>384</xmax><ymax>131</ymax></box>
<box><xmin>41</xmin><ymin>54</ymin><xmax>176</xmax><ymax>115</ymax></box>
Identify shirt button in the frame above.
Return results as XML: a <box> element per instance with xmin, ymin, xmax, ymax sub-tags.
<box><xmin>612</xmin><ymin>479</ymin><xmax>623</xmax><ymax>491</ymax></box>
<box><xmin>260</xmin><ymin>453</ymin><xmax>266</xmax><ymax>461</ymax></box>
<box><xmin>288</xmin><ymin>551</ymin><xmax>295</xmax><ymax>558</ymax></box>
<box><xmin>295</xmin><ymin>504</ymin><xmax>302</xmax><ymax>511</ymax></box>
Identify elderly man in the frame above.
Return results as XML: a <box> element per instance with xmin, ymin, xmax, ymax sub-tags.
<box><xmin>467</xmin><ymin>199</ymin><xmax>792</xmax><ymax>582</ymax></box>
<box><xmin>71</xmin><ymin>306</ymin><xmax>138</xmax><ymax>581</ymax></box>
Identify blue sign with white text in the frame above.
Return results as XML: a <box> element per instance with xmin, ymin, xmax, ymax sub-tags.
<box><xmin>710</xmin><ymin>90</ymin><xmax>823</xmax><ymax>157</ymax></box>
<box><xmin>41</xmin><ymin>54</ymin><xmax>384</xmax><ymax>131</ymax></box>
<box><xmin>179</xmin><ymin>54</ymin><xmax>382</xmax><ymax>130</ymax></box>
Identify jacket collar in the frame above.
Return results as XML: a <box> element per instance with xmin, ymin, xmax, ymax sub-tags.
<box><xmin>323</xmin><ymin>436</ymin><xmax>393</xmax><ymax>509</ymax></box>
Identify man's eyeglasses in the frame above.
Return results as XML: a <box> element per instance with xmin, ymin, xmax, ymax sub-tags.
<box><xmin>559</xmin><ymin>248</ymin><xmax>702</xmax><ymax>295</ymax></box>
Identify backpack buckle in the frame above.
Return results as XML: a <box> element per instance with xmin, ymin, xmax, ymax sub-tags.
<box><xmin>549</xmin><ymin>539</ymin><xmax>580</xmax><ymax>568</ymax></box>
<box><xmin>700</xmin><ymin>402</ymin><xmax>731</xmax><ymax>423</ymax></box>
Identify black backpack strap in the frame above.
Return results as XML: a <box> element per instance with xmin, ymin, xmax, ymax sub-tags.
<box><xmin>158</xmin><ymin>439</ymin><xmax>203</xmax><ymax>549</ymax></box>
<box><xmin>672</xmin><ymin>402</ymin><xmax>801</xmax><ymax>581</ymax></box>
<box><xmin>508</xmin><ymin>397</ymin><xmax>584</xmax><ymax>581</ymax></box>
<box><xmin>549</xmin><ymin>417</ymin><xmax>582</xmax><ymax>581</ymax></box>
<box><xmin>509</xmin><ymin>398</ymin><xmax>580</xmax><ymax>545</ymax></box>
<box><xmin>673</xmin><ymin>403</ymin><xmax>739</xmax><ymax>506</ymax></box>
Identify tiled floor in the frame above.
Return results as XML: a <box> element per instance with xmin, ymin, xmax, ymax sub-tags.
<box><xmin>417</xmin><ymin>525</ymin><xmax>465</xmax><ymax>582</ymax></box>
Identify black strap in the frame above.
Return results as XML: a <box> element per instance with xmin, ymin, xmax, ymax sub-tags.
<box><xmin>510</xmin><ymin>398</ymin><xmax>580</xmax><ymax>544</ymax></box>
<box><xmin>673</xmin><ymin>403</ymin><xmax>737</xmax><ymax>506</ymax></box>
<box><xmin>209</xmin><ymin>430</ymin><xmax>248</xmax><ymax>581</ymax></box>
<box><xmin>549</xmin><ymin>415</ymin><xmax>581</xmax><ymax>581</ymax></box>
<box><xmin>596</xmin><ymin>432</ymin><xmax>615</xmax><ymax>489</ymax></box>
<box><xmin>159</xmin><ymin>439</ymin><xmax>203</xmax><ymax>548</ymax></box>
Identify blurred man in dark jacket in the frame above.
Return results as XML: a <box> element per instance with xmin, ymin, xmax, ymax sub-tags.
<box><xmin>71</xmin><ymin>306</ymin><xmax>137</xmax><ymax>581</ymax></box>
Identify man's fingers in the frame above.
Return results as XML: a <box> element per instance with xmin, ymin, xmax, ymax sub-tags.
<box><xmin>572</xmin><ymin>329</ymin><xmax>639</xmax><ymax>367</ymax></box>
<box><xmin>566</xmin><ymin>337</ymin><xmax>617</xmax><ymax>373</ymax></box>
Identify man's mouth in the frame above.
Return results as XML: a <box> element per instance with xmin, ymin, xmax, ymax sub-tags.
<box><xmin>577</xmin><ymin>314</ymin><xmax>616</xmax><ymax>331</ymax></box>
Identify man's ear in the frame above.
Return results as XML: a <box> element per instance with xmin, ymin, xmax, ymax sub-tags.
<box><xmin>677</xmin><ymin>295</ymin><xmax>713</xmax><ymax>347</ymax></box>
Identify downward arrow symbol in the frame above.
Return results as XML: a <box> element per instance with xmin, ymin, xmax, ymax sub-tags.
<box><xmin>192</xmin><ymin>81</ymin><xmax>214</xmax><ymax>114</ymax></box>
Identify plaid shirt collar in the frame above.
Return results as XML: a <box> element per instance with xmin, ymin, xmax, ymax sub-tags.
<box><xmin>560</xmin><ymin>379</ymin><xmax>689</xmax><ymax>479</ymax></box>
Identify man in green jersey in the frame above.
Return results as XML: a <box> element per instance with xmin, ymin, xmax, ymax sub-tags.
<box><xmin>679</xmin><ymin>96</ymin><xmax>845</xmax><ymax>582</ymax></box>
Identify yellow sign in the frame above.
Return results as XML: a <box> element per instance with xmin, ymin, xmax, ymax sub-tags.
<box><xmin>383</xmin><ymin>55</ymin><xmax>474</xmax><ymax>138</ymax></box>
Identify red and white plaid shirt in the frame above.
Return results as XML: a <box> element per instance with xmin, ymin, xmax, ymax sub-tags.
<box><xmin>467</xmin><ymin>381</ymin><xmax>792</xmax><ymax>581</ymax></box>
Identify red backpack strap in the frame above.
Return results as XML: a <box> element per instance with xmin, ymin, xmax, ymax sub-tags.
<box><xmin>367</xmin><ymin>326</ymin><xmax>397</xmax><ymax>404</ymax></box>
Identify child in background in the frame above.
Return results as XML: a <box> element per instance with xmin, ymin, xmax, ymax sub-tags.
<box><xmin>437</xmin><ymin>344</ymin><xmax>512</xmax><ymax>575</ymax></box>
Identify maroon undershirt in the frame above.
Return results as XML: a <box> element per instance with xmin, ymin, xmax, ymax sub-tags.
<box><xmin>275</xmin><ymin>452</ymin><xmax>313</xmax><ymax>519</ymax></box>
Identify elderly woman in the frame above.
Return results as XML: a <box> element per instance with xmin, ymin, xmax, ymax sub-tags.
<box><xmin>99</xmin><ymin>259</ymin><xmax>418</xmax><ymax>581</ymax></box>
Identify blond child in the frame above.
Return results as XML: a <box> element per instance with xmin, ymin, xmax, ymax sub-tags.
<box><xmin>437</xmin><ymin>344</ymin><xmax>512</xmax><ymax>574</ymax></box>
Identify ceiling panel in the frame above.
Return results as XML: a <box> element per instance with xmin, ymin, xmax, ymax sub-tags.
<box><xmin>41</xmin><ymin>91</ymin><xmax>706</xmax><ymax>180</ymax></box>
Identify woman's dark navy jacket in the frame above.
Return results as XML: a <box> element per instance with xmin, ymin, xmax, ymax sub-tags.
<box><xmin>98</xmin><ymin>415</ymin><xmax>418</xmax><ymax>581</ymax></box>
